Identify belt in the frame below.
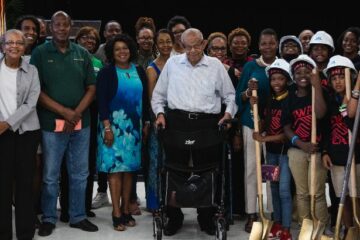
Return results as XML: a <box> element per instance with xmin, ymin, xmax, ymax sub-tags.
<box><xmin>169</xmin><ymin>109</ymin><xmax>220</xmax><ymax>120</ymax></box>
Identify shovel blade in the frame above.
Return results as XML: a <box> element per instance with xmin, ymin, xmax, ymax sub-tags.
<box><xmin>319</xmin><ymin>235</ymin><xmax>334</xmax><ymax>240</ymax></box>
<box><xmin>249</xmin><ymin>221</ymin><xmax>263</xmax><ymax>240</ymax></box>
<box><xmin>261</xmin><ymin>219</ymin><xmax>273</xmax><ymax>240</ymax></box>
<box><xmin>299</xmin><ymin>218</ymin><xmax>314</xmax><ymax>240</ymax></box>
<box><xmin>345</xmin><ymin>227</ymin><xmax>360</xmax><ymax>240</ymax></box>
<box><xmin>311</xmin><ymin>221</ymin><xmax>325</xmax><ymax>240</ymax></box>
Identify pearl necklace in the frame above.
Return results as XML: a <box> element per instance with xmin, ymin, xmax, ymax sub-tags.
<box><xmin>258</xmin><ymin>55</ymin><xmax>277</xmax><ymax>67</ymax></box>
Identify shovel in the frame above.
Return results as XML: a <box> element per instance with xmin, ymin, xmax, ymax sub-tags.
<box><xmin>344</xmin><ymin>68</ymin><xmax>360</xmax><ymax>240</ymax></box>
<box><xmin>299</xmin><ymin>77</ymin><xmax>325</xmax><ymax>240</ymax></box>
<box><xmin>249</xmin><ymin>80</ymin><xmax>273</xmax><ymax>240</ymax></box>
<box><xmin>329</xmin><ymin>69</ymin><xmax>360</xmax><ymax>240</ymax></box>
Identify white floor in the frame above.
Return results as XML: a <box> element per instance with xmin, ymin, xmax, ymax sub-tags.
<box><xmin>13</xmin><ymin>181</ymin><xmax>329</xmax><ymax>240</ymax></box>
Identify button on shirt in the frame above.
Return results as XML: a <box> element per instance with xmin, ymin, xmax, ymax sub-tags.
<box><xmin>151</xmin><ymin>54</ymin><xmax>237</xmax><ymax>117</ymax></box>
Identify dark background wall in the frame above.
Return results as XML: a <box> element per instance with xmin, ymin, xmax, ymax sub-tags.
<box><xmin>20</xmin><ymin>0</ymin><xmax>359</xmax><ymax>54</ymax></box>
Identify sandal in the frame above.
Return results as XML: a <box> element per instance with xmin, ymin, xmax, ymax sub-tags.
<box><xmin>112</xmin><ymin>215</ymin><xmax>126</xmax><ymax>231</ymax></box>
<box><xmin>122</xmin><ymin>213</ymin><xmax>136</xmax><ymax>227</ymax></box>
<box><xmin>129</xmin><ymin>202</ymin><xmax>142</xmax><ymax>215</ymax></box>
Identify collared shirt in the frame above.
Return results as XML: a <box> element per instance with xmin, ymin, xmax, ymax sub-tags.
<box><xmin>30</xmin><ymin>40</ymin><xmax>96</xmax><ymax>131</ymax></box>
<box><xmin>151</xmin><ymin>53</ymin><xmax>237</xmax><ymax>117</ymax></box>
<box><xmin>0</xmin><ymin>57</ymin><xmax>40</xmax><ymax>134</ymax></box>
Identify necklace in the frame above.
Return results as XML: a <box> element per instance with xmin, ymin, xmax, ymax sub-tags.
<box><xmin>273</xmin><ymin>91</ymin><xmax>288</xmax><ymax>101</ymax></box>
<box><xmin>258</xmin><ymin>55</ymin><xmax>277</xmax><ymax>67</ymax></box>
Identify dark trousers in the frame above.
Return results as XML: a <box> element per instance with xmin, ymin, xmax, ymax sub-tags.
<box><xmin>164</xmin><ymin>110</ymin><xmax>221</xmax><ymax>226</ymax></box>
<box><xmin>0</xmin><ymin>130</ymin><xmax>40</xmax><ymax>240</ymax></box>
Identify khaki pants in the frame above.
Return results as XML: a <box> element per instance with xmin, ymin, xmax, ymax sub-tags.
<box><xmin>288</xmin><ymin>148</ymin><xmax>328</xmax><ymax>223</ymax></box>
<box><xmin>331</xmin><ymin>164</ymin><xmax>360</xmax><ymax>198</ymax></box>
<box><xmin>243</xmin><ymin>126</ymin><xmax>257</xmax><ymax>214</ymax></box>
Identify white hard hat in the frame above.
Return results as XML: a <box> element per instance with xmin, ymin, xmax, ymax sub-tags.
<box><xmin>289</xmin><ymin>54</ymin><xmax>317</xmax><ymax>72</ymax></box>
<box><xmin>289</xmin><ymin>54</ymin><xmax>317</xmax><ymax>81</ymax></box>
<box><xmin>279</xmin><ymin>35</ymin><xmax>303</xmax><ymax>56</ymax></box>
<box><xmin>323</xmin><ymin>55</ymin><xmax>358</xmax><ymax>78</ymax></box>
<box><xmin>309</xmin><ymin>30</ymin><xmax>334</xmax><ymax>52</ymax></box>
<box><xmin>266</xmin><ymin>58</ymin><xmax>292</xmax><ymax>80</ymax></box>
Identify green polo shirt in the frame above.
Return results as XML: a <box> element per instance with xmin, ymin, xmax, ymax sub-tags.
<box><xmin>30</xmin><ymin>40</ymin><xmax>96</xmax><ymax>131</ymax></box>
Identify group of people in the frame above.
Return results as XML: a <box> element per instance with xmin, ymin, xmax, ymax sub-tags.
<box><xmin>1</xmin><ymin>9</ymin><xmax>360</xmax><ymax>240</ymax></box>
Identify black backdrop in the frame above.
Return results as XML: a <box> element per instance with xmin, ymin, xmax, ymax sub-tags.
<box><xmin>24</xmin><ymin>1</ymin><xmax>359</xmax><ymax>55</ymax></box>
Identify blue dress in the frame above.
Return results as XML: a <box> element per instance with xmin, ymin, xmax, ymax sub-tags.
<box><xmin>97</xmin><ymin>63</ymin><xmax>143</xmax><ymax>173</ymax></box>
<box><xmin>146</xmin><ymin>61</ymin><xmax>162</xmax><ymax>210</ymax></box>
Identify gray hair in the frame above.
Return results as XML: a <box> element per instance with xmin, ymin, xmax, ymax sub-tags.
<box><xmin>181</xmin><ymin>28</ymin><xmax>203</xmax><ymax>44</ymax></box>
<box><xmin>51</xmin><ymin>11</ymin><xmax>72</xmax><ymax>26</ymax></box>
<box><xmin>1</xmin><ymin>29</ymin><xmax>26</xmax><ymax>45</ymax></box>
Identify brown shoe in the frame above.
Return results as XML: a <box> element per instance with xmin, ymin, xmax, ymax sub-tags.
<box><xmin>245</xmin><ymin>214</ymin><xmax>258</xmax><ymax>233</ymax></box>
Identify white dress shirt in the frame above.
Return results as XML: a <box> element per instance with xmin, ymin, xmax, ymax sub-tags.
<box><xmin>151</xmin><ymin>53</ymin><xmax>237</xmax><ymax>117</ymax></box>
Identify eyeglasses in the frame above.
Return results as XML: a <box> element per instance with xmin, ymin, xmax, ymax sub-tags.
<box><xmin>184</xmin><ymin>42</ymin><xmax>204</xmax><ymax>52</ymax></box>
<box><xmin>210</xmin><ymin>46</ymin><xmax>226</xmax><ymax>52</ymax></box>
<box><xmin>138</xmin><ymin>37</ymin><xmax>153</xmax><ymax>41</ymax></box>
<box><xmin>283</xmin><ymin>43</ymin><xmax>298</xmax><ymax>48</ymax></box>
<box><xmin>80</xmin><ymin>35</ymin><xmax>96</xmax><ymax>41</ymax></box>
<box><xmin>172</xmin><ymin>29</ymin><xmax>185</xmax><ymax>35</ymax></box>
<box><xmin>4</xmin><ymin>41</ymin><xmax>25</xmax><ymax>46</ymax></box>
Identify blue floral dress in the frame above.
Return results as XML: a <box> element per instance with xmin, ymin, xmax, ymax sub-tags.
<box><xmin>97</xmin><ymin>63</ymin><xmax>143</xmax><ymax>173</ymax></box>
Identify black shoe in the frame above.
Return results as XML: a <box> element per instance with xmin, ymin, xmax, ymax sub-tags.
<box><xmin>87</xmin><ymin>211</ymin><xmax>96</xmax><ymax>218</ymax></box>
<box><xmin>70</xmin><ymin>219</ymin><xmax>98</xmax><ymax>232</ymax></box>
<box><xmin>245</xmin><ymin>213</ymin><xmax>258</xmax><ymax>233</ymax></box>
<box><xmin>197</xmin><ymin>215</ymin><xmax>215</xmax><ymax>236</ymax></box>
<box><xmin>164</xmin><ymin>215</ymin><xmax>183</xmax><ymax>237</ymax></box>
<box><xmin>164</xmin><ymin>221</ymin><xmax>182</xmax><ymax>236</ymax></box>
<box><xmin>60</xmin><ymin>212</ymin><xmax>69</xmax><ymax>223</ymax></box>
<box><xmin>35</xmin><ymin>216</ymin><xmax>41</xmax><ymax>229</ymax></box>
<box><xmin>38</xmin><ymin>222</ymin><xmax>55</xmax><ymax>236</ymax></box>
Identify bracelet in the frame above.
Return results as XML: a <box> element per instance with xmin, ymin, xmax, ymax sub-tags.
<box><xmin>104</xmin><ymin>125</ymin><xmax>112</xmax><ymax>132</ymax></box>
<box><xmin>352</xmin><ymin>94</ymin><xmax>359</xmax><ymax>100</ymax></box>
<box><xmin>352</xmin><ymin>90</ymin><xmax>360</xmax><ymax>95</ymax></box>
<box><xmin>245</xmin><ymin>88</ymin><xmax>251</xmax><ymax>97</ymax></box>
<box><xmin>291</xmin><ymin>135</ymin><xmax>299</xmax><ymax>146</ymax></box>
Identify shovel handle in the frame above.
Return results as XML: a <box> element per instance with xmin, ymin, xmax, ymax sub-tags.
<box><xmin>251</xmin><ymin>79</ymin><xmax>266</xmax><ymax>217</ymax></box>
<box><xmin>252</xmin><ymin>86</ymin><xmax>263</xmax><ymax>196</ymax></box>
<box><xmin>345</xmin><ymin>68</ymin><xmax>360</xmax><ymax>227</ymax></box>
<box><xmin>310</xmin><ymin>84</ymin><xmax>317</xmax><ymax>196</ymax></box>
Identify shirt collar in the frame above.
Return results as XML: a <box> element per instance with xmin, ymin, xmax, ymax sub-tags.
<box><xmin>0</xmin><ymin>56</ymin><xmax>29</xmax><ymax>73</ymax></box>
<box><xmin>46</xmin><ymin>40</ymin><xmax>74</xmax><ymax>53</ymax></box>
<box><xmin>179</xmin><ymin>53</ymin><xmax>209</xmax><ymax>67</ymax></box>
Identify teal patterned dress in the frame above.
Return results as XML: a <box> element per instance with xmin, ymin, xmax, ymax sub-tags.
<box><xmin>97</xmin><ymin>63</ymin><xmax>143</xmax><ymax>173</ymax></box>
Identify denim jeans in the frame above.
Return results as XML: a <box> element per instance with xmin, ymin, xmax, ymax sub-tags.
<box><xmin>41</xmin><ymin>127</ymin><xmax>90</xmax><ymax>224</ymax></box>
<box><xmin>267</xmin><ymin>152</ymin><xmax>292</xmax><ymax>228</ymax></box>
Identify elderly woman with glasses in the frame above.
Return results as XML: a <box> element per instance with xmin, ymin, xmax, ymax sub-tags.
<box><xmin>0</xmin><ymin>29</ymin><xmax>41</xmax><ymax>240</ymax></box>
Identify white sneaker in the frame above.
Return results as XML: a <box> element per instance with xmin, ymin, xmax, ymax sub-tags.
<box><xmin>91</xmin><ymin>192</ymin><xmax>109</xmax><ymax>209</ymax></box>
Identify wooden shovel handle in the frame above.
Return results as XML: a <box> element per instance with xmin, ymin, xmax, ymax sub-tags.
<box><xmin>310</xmin><ymin>84</ymin><xmax>317</xmax><ymax>196</ymax></box>
<box><xmin>344</xmin><ymin>68</ymin><xmax>358</xmax><ymax>198</ymax></box>
<box><xmin>252</xmin><ymin>85</ymin><xmax>263</xmax><ymax>198</ymax></box>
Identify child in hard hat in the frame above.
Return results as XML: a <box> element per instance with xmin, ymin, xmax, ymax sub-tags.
<box><xmin>279</xmin><ymin>35</ymin><xmax>303</xmax><ymax>63</ymax></box>
<box><xmin>282</xmin><ymin>54</ymin><xmax>329</xmax><ymax>229</ymax></box>
<box><xmin>322</xmin><ymin>55</ymin><xmax>359</xmax><ymax>236</ymax></box>
<box><xmin>309</xmin><ymin>31</ymin><xmax>335</xmax><ymax>88</ymax></box>
<box><xmin>251</xmin><ymin>58</ymin><xmax>293</xmax><ymax>240</ymax></box>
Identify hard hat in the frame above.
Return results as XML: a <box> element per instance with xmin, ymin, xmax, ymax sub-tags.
<box><xmin>323</xmin><ymin>55</ymin><xmax>358</xmax><ymax>78</ymax></box>
<box><xmin>289</xmin><ymin>54</ymin><xmax>317</xmax><ymax>72</ymax></box>
<box><xmin>279</xmin><ymin>35</ymin><xmax>303</xmax><ymax>56</ymax></box>
<box><xmin>289</xmin><ymin>54</ymin><xmax>317</xmax><ymax>81</ymax></box>
<box><xmin>309</xmin><ymin>30</ymin><xmax>334</xmax><ymax>52</ymax></box>
<box><xmin>266</xmin><ymin>58</ymin><xmax>292</xmax><ymax>81</ymax></box>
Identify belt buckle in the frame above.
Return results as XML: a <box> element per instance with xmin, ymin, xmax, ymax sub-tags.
<box><xmin>188</xmin><ymin>112</ymin><xmax>198</xmax><ymax>120</ymax></box>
